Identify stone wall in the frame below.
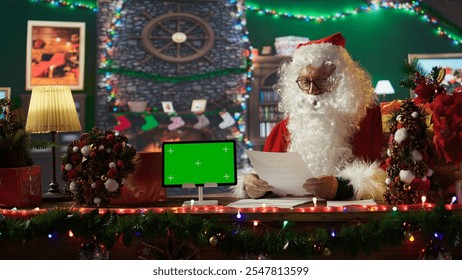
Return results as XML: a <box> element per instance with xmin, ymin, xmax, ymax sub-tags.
<box><xmin>96</xmin><ymin>0</ymin><xmax>248</xmax><ymax>150</ymax></box>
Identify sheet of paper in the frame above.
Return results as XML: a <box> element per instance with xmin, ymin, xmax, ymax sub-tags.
<box><xmin>227</xmin><ymin>197</ymin><xmax>312</xmax><ymax>208</ymax></box>
<box><xmin>326</xmin><ymin>199</ymin><xmax>377</xmax><ymax>207</ymax></box>
<box><xmin>246</xmin><ymin>150</ymin><xmax>313</xmax><ymax>196</ymax></box>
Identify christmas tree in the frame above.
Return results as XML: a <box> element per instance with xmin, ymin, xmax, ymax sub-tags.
<box><xmin>383</xmin><ymin>99</ymin><xmax>440</xmax><ymax>205</ymax></box>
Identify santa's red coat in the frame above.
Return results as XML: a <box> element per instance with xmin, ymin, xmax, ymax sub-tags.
<box><xmin>263</xmin><ymin>105</ymin><xmax>385</xmax><ymax>164</ymax></box>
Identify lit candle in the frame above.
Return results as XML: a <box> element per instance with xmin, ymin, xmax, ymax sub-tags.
<box><xmin>421</xmin><ymin>195</ymin><xmax>427</xmax><ymax>208</ymax></box>
<box><xmin>450</xmin><ymin>196</ymin><xmax>457</xmax><ymax>205</ymax></box>
<box><xmin>313</xmin><ymin>197</ymin><xmax>317</xmax><ymax>207</ymax></box>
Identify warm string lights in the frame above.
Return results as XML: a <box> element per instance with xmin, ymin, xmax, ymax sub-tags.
<box><xmin>2</xmin><ymin>200</ymin><xmax>461</xmax><ymax>217</ymax></box>
<box><xmin>1</xmin><ymin>202</ymin><xmax>461</xmax><ymax>259</ymax></box>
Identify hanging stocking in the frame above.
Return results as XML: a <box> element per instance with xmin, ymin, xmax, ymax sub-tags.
<box><xmin>193</xmin><ymin>114</ymin><xmax>210</xmax><ymax>129</ymax></box>
<box><xmin>141</xmin><ymin>115</ymin><xmax>159</xmax><ymax>131</ymax></box>
<box><xmin>114</xmin><ymin>115</ymin><xmax>131</xmax><ymax>132</ymax></box>
<box><xmin>168</xmin><ymin>116</ymin><xmax>185</xmax><ymax>131</ymax></box>
<box><xmin>218</xmin><ymin>111</ymin><xmax>235</xmax><ymax>129</ymax></box>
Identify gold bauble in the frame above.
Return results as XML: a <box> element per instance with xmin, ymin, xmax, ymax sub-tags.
<box><xmin>101</xmin><ymin>175</ymin><xmax>108</xmax><ymax>181</ymax></box>
<box><xmin>90</xmin><ymin>144</ymin><xmax>98</xmax><ymax>151</ymax></box>
<box><xmin>397</xmin><ymin>116</ymin><xmax>405</xmax><ymax>123</ymax></box>
<box><xmin>209</xmin><ymin>236</ymin><xmax>218</xmax><ymax>247</ymax></box>
<box><xmin>403</xmin><ymin>185</ymin><xmax>412</xmax><ymax>191</ymax></box>
<box><xmin>323</xmin><ymin>247</ymin><xmax>331</xmax><ymax>257</ymax></box>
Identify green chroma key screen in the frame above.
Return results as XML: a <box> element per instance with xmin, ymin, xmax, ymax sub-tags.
<box><xmin>162</xmin><ymin>140</ymin><xmax>237</xmax><ymax>187</ymax></box>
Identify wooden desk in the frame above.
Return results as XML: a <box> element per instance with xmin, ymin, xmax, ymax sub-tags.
<box><xmin>1</xmin><ymin>197</ymin><xmax>461</xmax><ymax>260</ymax></box>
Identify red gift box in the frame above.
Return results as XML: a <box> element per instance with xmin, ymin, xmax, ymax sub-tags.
<box><xmin>0</xmin><ymin>166</ymin><xmax>42</xmax><ymax>208</ymax></box>
<box><xmin>111</xmin><ymin>152</ymin><xmax>166</xmax><ymax>205</ymax></box>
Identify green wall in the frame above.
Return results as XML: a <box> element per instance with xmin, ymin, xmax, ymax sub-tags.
<box><xmin>246</xmin><ymin>0</ymin><xmax>462</xmax><ymax>100</ymax></box>
<box><xmin>0</xmin><ymin>0</ymin><xmax>461</xmax><ymax>129</ymax></box>
<box><xmin>0</xmin><ymin>0</ymin><xmax>97</xmax><ymax>130</ymax></box>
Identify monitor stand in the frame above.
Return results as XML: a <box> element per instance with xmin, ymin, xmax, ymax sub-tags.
<box><xmin>182</xmin><ymin>182</ymin><xmax>218</xmax><ymax>207</ymax></box>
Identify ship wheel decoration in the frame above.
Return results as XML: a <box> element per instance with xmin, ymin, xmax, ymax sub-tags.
<box><xmin>138</xmin><ymin>11</ymin><xmax>215</xmax><ymax>73</ymax></box>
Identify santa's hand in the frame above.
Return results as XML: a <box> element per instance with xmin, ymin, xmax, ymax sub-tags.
<box><xmin>243</xmin><ymin>173</ymin><xmax>272</xmax><ymax>199</ymax></box>
<box><xmin>302</xmin><ymin>176</ymin><xmax>338</xmax><ymax>200</ymax></box>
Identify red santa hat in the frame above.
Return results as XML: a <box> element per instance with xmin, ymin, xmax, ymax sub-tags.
<box><xmin>296</xmin><ymin>32</ymin><xmax>346</xmax><ymax>49</ymax></box>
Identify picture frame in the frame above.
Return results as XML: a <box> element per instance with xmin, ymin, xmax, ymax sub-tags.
<box><xmin>191</xmin><ymin>99</ymin><xmax>207</xmax><ymax>113</ymax></box>
<box><xmin>0</xmin><ymin>87</ymin><xmax>10</xmax><ymax>99</ymax></box>
<box><xmin>0</xmin><ymin>87</ymin><xmax>11</xmax><ymax>119</ymax></box>
<box><xmin>408</xmin><ymin>53</ymin><xmax>462</xmax><ymax>98</ymax></box>
<box><xmin>26</xmin><ymin>20</ymin><xmax>86</xmax><ymax>90</ymax></box>
<box><xmin>162</xmin><ymin>101</ymin><xmax>175</xmax><ymax>113</ymax></box>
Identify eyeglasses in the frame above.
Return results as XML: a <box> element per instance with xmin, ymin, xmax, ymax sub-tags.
<box><xmin>296</xmin><ymin>77</ymin><xmax>333</xmax><ymax>94</ymax></box>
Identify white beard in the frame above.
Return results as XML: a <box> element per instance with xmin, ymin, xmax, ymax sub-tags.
<box><xmin>286</xmin><ymin>94</ymin><xmax>358</xmax><ymax>177</ymax></box>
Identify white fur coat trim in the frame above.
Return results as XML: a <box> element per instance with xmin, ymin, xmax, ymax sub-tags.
<box><xmin>231</xmin><ymin>169</ymin><xmax>254</xmax><ymax>198</ymax></box>
<box><xmin>337</xmin><ymin>159</ymin><xmax>386</xmax><ymax>200</ymax></box>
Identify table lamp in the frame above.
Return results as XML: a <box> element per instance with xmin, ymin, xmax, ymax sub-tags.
<box><xmin>26</xmin><ymin>85</ymin><xmax>82</xmax><ymax>201</ymax></box>
<box><xmin>375</xmin><ymin>80</ymin><xmax>395</xmax><ymax>102</ymax></box>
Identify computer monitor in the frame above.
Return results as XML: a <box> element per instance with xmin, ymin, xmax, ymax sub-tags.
<box><xmin>162</xmin><ymin>140</ymin><xmax>237</xmax><ymax>206</ymax></box>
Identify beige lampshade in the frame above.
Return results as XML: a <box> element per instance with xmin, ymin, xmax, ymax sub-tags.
<box><xmin>374</xmin><ymin>80</ymin><xmax>395</xmax><ymax>95</ymax></box>
<box><xmin>26</xmin><ymin>85</ymin><xmax>82</xmax><ymax>133</ymax></box>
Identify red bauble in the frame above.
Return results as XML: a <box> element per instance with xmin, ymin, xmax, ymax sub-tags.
<box><xmin>70</xmin><ymin>154</ymin><xmax>82</xmax><ymax>164</ymax></box>
<box><xmin>90</xmin><ymin>151</ymin><xmax>97</xmax><ymax>158</ymax></box>
<box><xmin>106</xmin><ymin>134</ymin><xmax>115</xmax><ymax>142</ymax></box>
<box><xmin>113</xmin><ymin>143</ymin><xmax>122</xmax><ymax>153</ymax></box>
<box><xmin>117</xmin><ymin>159</ymin><xmax>124</xmax><ymax>168</ymax></box>
<box><xmin>95</xmin><ymin>180</ymin><xmax>104</xmax><ymax>189</ymax></box>
<box><xmin>66</xmin><ymin>169</ymin><xmax>78</xmax><ymax>180</ymax></box>
<box><xmin>107</xmin><ymin>168</ymin><xmax>118</xmax><ymax>179</ymax></box>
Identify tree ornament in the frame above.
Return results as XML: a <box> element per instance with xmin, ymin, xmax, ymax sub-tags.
<box><xmin>79</xmin><ymin>242</ymin><xmax>109</xmax><ymax>260</ymax></box>
<box><xmin>209</xmin><ymin>235</ymin><xmax>218</xmax><ymax>247</ymax></box>
<box><xmin>419</xmin><ymin>241</ymin><xmax>452</xmax><ymax>260</ymax></box>
<box><xmin>136</xmin><ymin>232</ymin><xmax>200</xmax><ymax>260</ymax></box>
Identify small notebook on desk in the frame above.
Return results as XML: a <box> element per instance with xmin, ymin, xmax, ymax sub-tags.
<box><xmin>227</xmin><ymin>197</ymin><xmax>312</xmax><ymax>208</ymax></box>
<box><xmin>326</xmin><ymin>199</ymin><xmax>377</xmax><ymax>207</ymax></box>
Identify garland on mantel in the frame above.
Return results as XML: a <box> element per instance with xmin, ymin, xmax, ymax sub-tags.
<box><xmin>0</xmin><ymin>202</ymin><xmax>461</xmax><ymax>258</ymax></box>
<box><xmin>97</xmin><ymin>67</ymin><xmax>248</xmax><ymax>83</ymax></box>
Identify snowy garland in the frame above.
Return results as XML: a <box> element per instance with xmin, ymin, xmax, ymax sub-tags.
<box><xmin>61</xmin><ymin>127</ymin><xmax>137</xmax><ymax>206</ymax></box>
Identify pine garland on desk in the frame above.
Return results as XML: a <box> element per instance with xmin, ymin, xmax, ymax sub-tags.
<box><xmin>0</xmin><ymin>203</ymin><xmax>461</xmax><ymax>259</ymax></box>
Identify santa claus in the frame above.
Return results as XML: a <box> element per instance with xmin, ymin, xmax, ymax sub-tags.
<box><xmin>234</xmin><ymin>32</ymin><xmax>387</xmax><ymax>200</ymax></box>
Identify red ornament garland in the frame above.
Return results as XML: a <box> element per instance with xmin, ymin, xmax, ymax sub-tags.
<box><xmin>61</xmin><ymin>127</ymin><xmax>137</xmax><ymax>206</ymax></box>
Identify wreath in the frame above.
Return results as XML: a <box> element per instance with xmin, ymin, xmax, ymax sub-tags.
<box><xmin>61</xmin><ymin>127</ymin><xmax>137</xmax><ymax>206</ymax></box>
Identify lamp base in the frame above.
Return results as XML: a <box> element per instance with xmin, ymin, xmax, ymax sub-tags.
<box><xmin>41</xmin><ymin>190</ymin><xmax>73</xmax><ymax>202</ymax></box>
<box><xmin>42</xmin><ymin>182</ymin><xmax>73</xmax><ymax>202</ymax></box>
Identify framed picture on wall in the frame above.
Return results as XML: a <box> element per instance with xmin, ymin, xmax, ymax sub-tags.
<box><xmin>25</xmin><ymin>20</ymin><xmax>86</xmax><ymax>91</ymax></box>
<box><xmin>0</xmin><ymin>87</ymin><xmax>10</xmax><ymax>99</ymax></box>
<box><xmin>0</xmin><ymin>87</ymin><xmax>11</xmax><ymax>119</ymax></box>
<box><xmin>408</xmin><ymin>53</ymin><xmax>462</xmax><ymax>98</ymax></box>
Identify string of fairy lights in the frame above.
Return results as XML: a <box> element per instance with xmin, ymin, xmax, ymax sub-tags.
<box><xmin>30</xmin><ymin>0</ymin><xmax>462</xmax><ymax>45</ymax></box>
